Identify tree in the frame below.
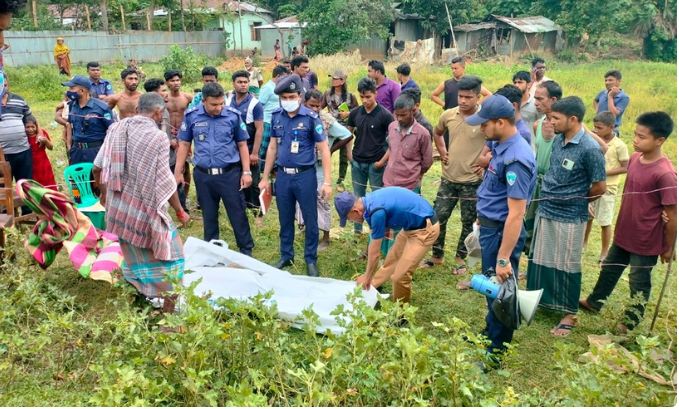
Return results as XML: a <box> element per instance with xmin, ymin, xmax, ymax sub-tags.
<box><xmin>99</xmin><ymin>0</ymin><xmax>109</xmax><ymax>31</ymax></box>
<box><xmin>298</xmin><ymin>0</ymin><xmax>395</xmax><ymax>56</ymax></box>
<box><xmin>400</xmin><ymin>0</ymin><xmax>485</xmax><ymax>55</ymax></box>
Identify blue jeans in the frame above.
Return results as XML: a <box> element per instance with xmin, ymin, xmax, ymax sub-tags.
<box><xmin>5</xmin><ymin>149</ymin><xmax>33</xmax><ymax>214</ymax></box>
<box><xmin>351</xmin><ymin>160</ymin><xmax>384</xmax><ymax>233</ymax></box>
<box><xmin>479</xmin><ymin>223</ymin><xmax>526</xmax><ymax>353</ymax></box>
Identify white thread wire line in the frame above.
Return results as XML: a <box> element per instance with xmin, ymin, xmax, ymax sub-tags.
<box><xmin>30</xmin><ymin>178</ymin><xmax>674</xmax><ymax>270</ymax></box>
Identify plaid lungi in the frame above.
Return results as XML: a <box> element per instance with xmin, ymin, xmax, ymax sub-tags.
<box><xmin>120</xmin><ymin>229</ymin><xmax>184</xmax><ymax>298</ymax></box>
<box><xmin>526</xmin><ymin>214</ymin><xmax>586</xmax><ymax>314</ymax></box>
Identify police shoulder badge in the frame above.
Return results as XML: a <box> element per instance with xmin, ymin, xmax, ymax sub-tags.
<box><xmin>506</xmin><ymin>171</ymin><xmax>517</xmax><ymax>186</ymax></box>
<box><xmin>315</xmin><ymin>124</ymin><xmax>324</xmax><ymax>135</ymax></box>
<box><xmin>240</xmin><ymin>122</ymin><xmax>247</xmax><ymax>131</ymax></box>
<box><xmin>103</xmin><ymin>113</ymin><xmax>112</xmax><ymax>120</ymax></box>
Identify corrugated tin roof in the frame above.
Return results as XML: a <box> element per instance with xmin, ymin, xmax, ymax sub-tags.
<box><xmin>491</xmin><ymin>15</ymin><xmax>560</xmax><ymax>33</ymax></box>
<box><xmin>256</xmin><ymin>15</ymin><xmax>307</xmax><ymax>29</ymax></box>
<box><xmin>179</xmin><ymin>0</ymin><xmax>272</xmax><ymax>14</ymax></box>
<box><xmin>453</xmin><ymin>22</ymin><xmax>496</xmax><ymax>32</ymax></box>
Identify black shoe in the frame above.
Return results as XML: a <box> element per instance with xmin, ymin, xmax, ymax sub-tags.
<box><xmin>306</xmin><ymin>262</ymin><xmax>320</xmax><ymax>277</ymax></box>
<box><xmin>274</xmin><ymin>258</ymin><xmax>294</xmax><ymax>269</ymax></box>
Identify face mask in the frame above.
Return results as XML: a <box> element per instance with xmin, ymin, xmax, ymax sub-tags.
<box><xmin>66</xmin><ymin>91</ymin><xmax>80</xmax><ymax>102</ymax></box>
<box><xmin>281</xmin><ymin>99</ymin><xmax>300</xmax><ymax>113</ymax></box>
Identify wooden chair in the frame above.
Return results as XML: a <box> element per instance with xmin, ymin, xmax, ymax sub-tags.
<box><xmin>0</xmin><ymin>149</ymin><xmax>38</xmax><ymax>226</ymax></box>
<box><xmin>0</xmin><ymin>186</ymin><xmax>14</xmax><ymax>262</ymax></box>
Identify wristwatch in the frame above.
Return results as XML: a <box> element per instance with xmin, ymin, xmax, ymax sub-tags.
<box><xmin>243</xmin><ymin>171</ymin><xmax>252</xmax><ymax>176</ymax></box>
<box><xmin>497</xmin><ymin>258</ymin><xmax>510</xmax><ymax>268</ymax></box>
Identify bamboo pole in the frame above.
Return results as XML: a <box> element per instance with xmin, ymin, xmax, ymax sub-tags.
<box><xmin>85</xmin><ymin>5</ymin><xmax>92</xmax><ymax>31</ymax></box>
<box><xmin>444</xmin><ymin>1</ymin><xmax>458</xmax><ymax>55</ymax></box>
<box><xmin>650</xmin><ymin>247</ymin><xmax>676</xmax><ymax>332</ymax></box>
<box><xmin>120</xmin><ymin>4</ymin><xmax>126</xmax><ymax>31</ymax></box>
<box><xmin>31</xmin><ymin>0</ymin><xmax>38</xmax><ymax>28</ymax></box>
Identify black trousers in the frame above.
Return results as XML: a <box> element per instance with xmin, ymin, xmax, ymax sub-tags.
<box><xmin>193</xmin><ymin>166</ymin><xmax>254</xmax><ymax>255</ymax></box>
<box><xmin>586</xmin><ymin>243</ymin><xmax>658</xmax><ymax>329</ymax></box>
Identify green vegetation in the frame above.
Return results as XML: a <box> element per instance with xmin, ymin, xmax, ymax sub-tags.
<box><xmin>1</xmin><ymin>57</ymin><xmax>676</xmax><ymax>406</ymax></box>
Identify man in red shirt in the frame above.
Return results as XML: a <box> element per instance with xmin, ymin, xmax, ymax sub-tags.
<box><xmin>382</xmin><ymin>93</ymin><xmax>433</xmax><ymax>192</ymax></box>
<box><xmin>580</xmin><ymin>111</ymin><xmax>677</xmax><ymax>334</ymax></box>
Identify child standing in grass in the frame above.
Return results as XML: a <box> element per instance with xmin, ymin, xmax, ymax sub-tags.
<box><xmin>580</xmin><ymin>111</ymin><xmax>677</xmax><ymax>334</ymax></box>
<box><xmin>25</xmin><ymin>115</ymin><xmax>57</xmax><ymax>189</ymax></box>
<box><xmin>583</xmin><ymin>111</ymin><xmax>629</xmax><ymax>262</ymax></box>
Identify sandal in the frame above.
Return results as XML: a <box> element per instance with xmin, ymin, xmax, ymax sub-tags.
<box><xmin>452</xmin><ymin>264</ymin><xmax>468</xmax><ymax>275</ymax></box>
<box><xmin>551</xmin><ymin>316</ymin><xmax>577</xmax><ymax>336</ymax></box>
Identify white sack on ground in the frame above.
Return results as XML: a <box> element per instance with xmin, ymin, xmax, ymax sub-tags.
<box><xmin>182</xmin><ymin>237</ymin><xmax>379</xmax><ymax>334</ymax></box>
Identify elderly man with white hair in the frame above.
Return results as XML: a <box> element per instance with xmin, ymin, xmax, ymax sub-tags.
<box><xmin>93</xmin><ymin>92</ymin><xmax>190</xmax><ymax>314</ymax></box>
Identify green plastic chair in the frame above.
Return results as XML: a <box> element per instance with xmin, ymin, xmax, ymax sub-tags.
<box><xmin>63</xmin><ymin>163</ymin><xmax>106</xmax><ymax>230</ymax></box>
<box><xmin>63</xmin><ymin>163</ymin><xmax>98</xmax><ymax>208</ymax></box>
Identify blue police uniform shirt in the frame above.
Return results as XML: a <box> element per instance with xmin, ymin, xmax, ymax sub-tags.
<box><xmin>270</xmin><ymin>104</ymin><xmax>325</xmax><ymax>167</ymax></box>
<box><xmin>486</xmin><ymin>119</ymin><xmax>532</xmax><ymax>150</ymax></box>
<box><xmin>477</xmin><ymin>133</ymin><xmax>537</xmax><ymax>223</ymax></box>
<box><xmin>89</xmin><ymin>78</ymin><xmax>114</xmax><ymax>98</ymax></box>
<box><xmin>363</xmin><ymin>186</ymin><xmax>435</xmax><ymax>240</ymax></box>
<box><xmin>178</xmin><ymin>104</ymin><xmax>249</xmax><ymax>168</ymax></box>
<box><xmin>68</xmin><ymin>98</ymin><xmax>114</xmax><ymax>143</ymax></box>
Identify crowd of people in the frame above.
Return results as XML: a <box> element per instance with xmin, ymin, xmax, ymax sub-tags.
<box><xmin>0</xmin><ymin>0</ymin><xmax>674</xmax><ymax>364</ymax></box>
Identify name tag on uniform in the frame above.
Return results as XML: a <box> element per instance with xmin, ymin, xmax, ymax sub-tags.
<box><xmin>195</xmin><ymin>122</ymin><xmax>208</xmax><ymax>127</ymax></box>
<box><xmin>562</xmin><ymin>158</ymin><xmax>575</xmax><ymax>171</ymax></box>
<box><xmin>291</xmin><ymin>141</ymin><xmax>299</xmax><ymax>153</ymax></box>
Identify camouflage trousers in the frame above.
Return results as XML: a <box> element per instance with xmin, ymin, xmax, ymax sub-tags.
<box><xmin>432</xmin><ymin>178</ymin><xmax>480</xmax><ymax>260</ymax></box>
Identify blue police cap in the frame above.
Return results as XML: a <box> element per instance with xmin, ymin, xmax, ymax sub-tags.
<box><xmin>274</xmin><ymin>74</ymin><xmax>303</xmax><ymax>95</ymax></box>
<box><xmin>334</xmin><ymin>191</ymin><xmax>357</xmax><ymax>227</ymax></box>
<box><xmin>62</xmin><ymin>75</ymin><xmax>91</xmax><ymax>89</ymax></box>
<box><xmin>465</xmin><ymin>94</ymin><xmax>515</xmax><ymax>126</ymax></box>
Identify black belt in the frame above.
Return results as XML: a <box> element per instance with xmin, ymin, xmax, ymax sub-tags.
<box><xmin>410</xmin><ymin>213</ymin><xmax>438</xmax><ymax>231</ymax></box>
<box><xmin>478</xmin><ymin>216</ymin><xmax>503</xmax><ymax>229</ymax></box>
<box><xmin>73</xmin><ymin>140</ymin><xmax>103</xmax><ymax>149</ymax></box>
<box><xmin>195</xmin><ymin>162</ymin><xmax>241</xmax><ymax>175</ymax></box>
<box><xmin>277</xmin><ymin>165</ymin><xmax>314</xmax><ymax>175</ymax></box>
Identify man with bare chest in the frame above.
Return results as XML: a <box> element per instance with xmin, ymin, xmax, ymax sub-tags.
<box><xmin>107</xmin><ymin>68</ymin><xmax>141</xmax><ymax>119</ymax></box>
<box><xmin>164</xmin><ymin>70</ymin><xmax>193</xmax><ymax>211</ymax></box>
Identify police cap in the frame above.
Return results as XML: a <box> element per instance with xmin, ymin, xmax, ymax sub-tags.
<box><xmin>274</xmin><ymin>74</ymin><xmax>303</xmax><ymax>95</ymax></box>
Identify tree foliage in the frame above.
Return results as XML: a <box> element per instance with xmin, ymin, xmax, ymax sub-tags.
<box><xmin>400</xmin><ymin>0</ymin><xmax>485</xmax><ymax>35</ymax></box>
<box><xmin>298</xmin><ymin>0</ymin><xmax>395</xmax><ymax>56</ymax></box>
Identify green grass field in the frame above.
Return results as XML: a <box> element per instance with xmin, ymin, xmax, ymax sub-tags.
<box><xmin>1</xmin><ymin>55</ymin><xmax>676</xmax><ymax>405</ymax></box>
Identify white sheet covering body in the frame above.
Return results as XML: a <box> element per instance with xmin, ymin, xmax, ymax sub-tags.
<box><xmin>182</xmin><ymin>237</ymin><xmax>379</xmax><ymax>334</ymax></box>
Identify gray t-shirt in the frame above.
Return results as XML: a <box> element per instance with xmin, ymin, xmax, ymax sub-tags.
<box><xmin>0</xmin><ymin>93</ymin><xmax>31</xmax><ymax>154</ymax></box>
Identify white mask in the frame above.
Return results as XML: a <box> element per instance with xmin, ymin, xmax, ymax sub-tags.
<box><xmin>281</xmin><ymin>99</ymin><xmax>300</xmax><ymax>113</ymax></box>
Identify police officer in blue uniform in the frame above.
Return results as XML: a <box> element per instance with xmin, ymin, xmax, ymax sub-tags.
<box><xmin>174</xmin><ymin>82</ymin><xmax>255</xmax><ymax>256</ymax></box>
<box><xmin>465</xmin><ymin>95</ymin><xmax>537</xmax><ymax>363</ymax></box>
<box><xmin>62</xmin><ymin>75</ymin><xmax>115</xmax><ymax>164</ymax></box>
<box><xmin>259</xmin><ymin>74</ymin><xmax>333</xmax><ymax>277</ymax></box>
<box><xmin>87</xmin><ymin>61</ymin><xmax>114</xmax><ymax>99</ymax></box>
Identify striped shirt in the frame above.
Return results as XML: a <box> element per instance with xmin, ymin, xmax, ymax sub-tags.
<box><xmin>0</xmin><ymin>93</ymin><xmax>31</xmax><ymax>154</ymax></box>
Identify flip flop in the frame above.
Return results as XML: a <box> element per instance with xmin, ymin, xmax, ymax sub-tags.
<box><xmin>550</xmin><ymin>316</ymin><xmax>578</xmax><ymax>336</ymax></box>
<box><xmin>550</xmin><ymin>322</ymin><xmax>576</xmax><ymax>337</ymax></box>
<box><xmin>452</xmin><ymin>264</ymin><xmax>468</xmax><ymax>275</ymax></box>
